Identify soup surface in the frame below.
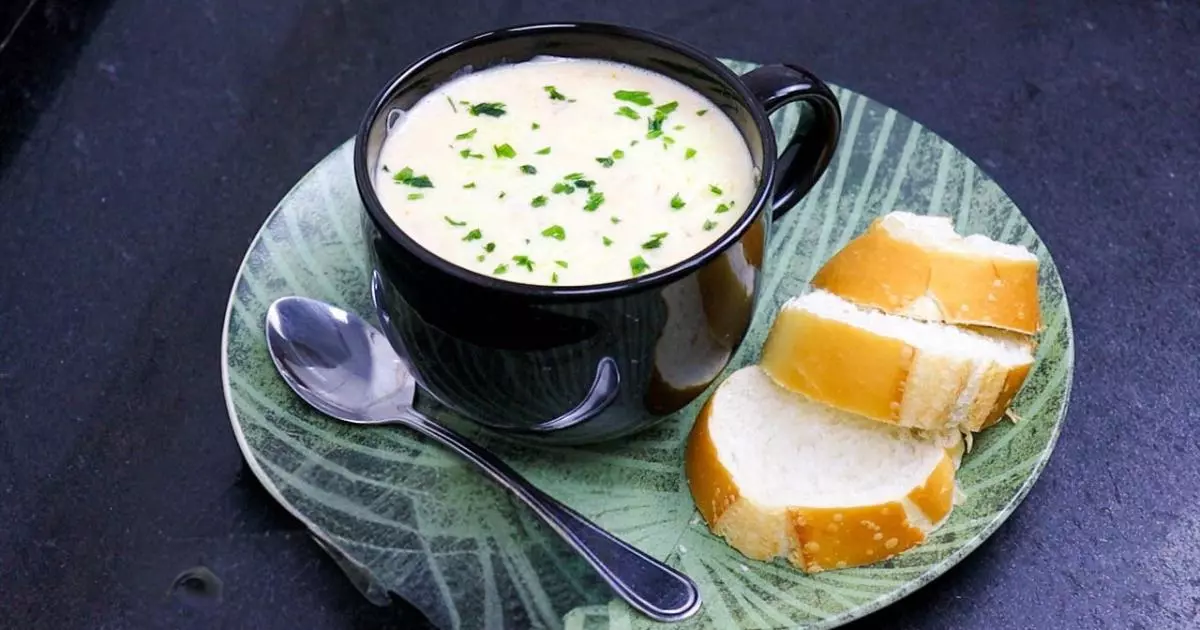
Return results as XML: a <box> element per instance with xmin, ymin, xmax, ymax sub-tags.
<box><xmin>374</xmin><ymin>57</ymin><xmax>757</xmax><ymax>286</ymax></box>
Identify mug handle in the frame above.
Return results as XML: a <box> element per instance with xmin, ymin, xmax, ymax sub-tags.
<box><xmin>739</xmin><ymin>64</ymin><xmax>842</xmax><ymax>219</ymax></box>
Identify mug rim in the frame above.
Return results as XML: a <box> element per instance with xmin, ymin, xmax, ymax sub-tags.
<box><xmin>354</xmin><ymin>21</ymin><xmax>779</xmax><ymax>301</ymax></box>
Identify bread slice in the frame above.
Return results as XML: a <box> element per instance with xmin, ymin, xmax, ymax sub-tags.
<box><xmin>685</xmin><ymin>365</ymin><xmax>960</xmax><ymax>573</ymax></box>
<box><xmin>812</xmin><ymin>211</ymin><xmax>1041</xmax><ymax>334</ymax></box>
<box><xmin>760</xmin><ymin>290</ymin><xmax>1034</xmax><ymax>433</ymax></box>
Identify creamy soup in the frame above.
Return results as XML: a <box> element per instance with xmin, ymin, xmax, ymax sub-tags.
<box><xmin>374</xmin><ymin>57</ymin><xmax>757</xmax><ymax>286</ymax></box>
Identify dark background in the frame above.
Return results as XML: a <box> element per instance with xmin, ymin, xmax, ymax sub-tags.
<box><xmin>2</xmin><ymin>0</ymin><xmax>1198</xmax><ymax>628</ymax></box>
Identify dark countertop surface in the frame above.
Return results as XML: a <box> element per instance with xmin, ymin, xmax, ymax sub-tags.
<box><xmin>1</xmin><ymin>1</ymin><xmax>1197</xmax><ymax>628</ymax></box>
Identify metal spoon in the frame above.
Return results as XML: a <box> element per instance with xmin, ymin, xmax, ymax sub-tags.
<box><xmin>264</xmin><ymin>296</ymin><xmax>702</xmax><ymax>623</ymax></box>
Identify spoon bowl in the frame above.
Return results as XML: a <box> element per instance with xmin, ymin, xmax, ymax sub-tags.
<box><xmin>264</xmin><ymin>296</ymin><xmax>702</xmax><ymax>623</ymax></box>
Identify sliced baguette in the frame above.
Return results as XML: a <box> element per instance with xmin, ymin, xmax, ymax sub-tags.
<box><xmin>686</xmin><ymin>365</ymin><xmax>960</xmax><ymax>573</ymax></box>
<box><xmin>760</xmin><ymin>290</ymin><xmax>1034</xmax><ymax>433</ymax></box>
<box><xmin>812</xmin><ymin>211</ymin><xmax>1041</xmax><ymax>334</ymax></box>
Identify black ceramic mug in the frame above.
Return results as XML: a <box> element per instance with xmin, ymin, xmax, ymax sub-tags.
<box><xmin>355</xmin><ymin>22</ymin><xmax>841</xmax><ymax>444</ymax></box>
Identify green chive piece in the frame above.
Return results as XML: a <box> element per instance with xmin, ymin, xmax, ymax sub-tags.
<box><xmin>614</xmin><ymin>90</ymin><xmax>653</xmax><ymax>106</ymax></box>
<box><xmin>670</xmin><ymin>194</ymin><xmax>686</xmax><ymax>210</ymax></box>
<box><xmin>696</xmin><ymin>109</ymin><xmax>708</xmax><ymax>116</ymax></box>
<box><xmin>460</xmin><ymin>149</ymin><xmax>483</xmax><ymax>159</ymax></box>
<box><xmin>615</xmin><ymin>106</ymin><xmax>640</xmax><ymax>120</ymax></box>
<box><xmin>715</xmin><ymin>203</ymin><xmax>731</xmax><ymax>214</ymax></box>
<box><xmin>512</xmin><ymin>255</ymin><xmax>534</xmax><ymax>271</ymax></box>
<box><xmin>612</xmin><ymin>149</ymin><xmax>625</xmax><ymax>159</ymax></box>
<box><xmin>531</xmin><ymin>122</ymin><xmax>540</xmax><ymax>130</ymax></box>
<box><xmin>463</xmin><ymin>228</ymin><xmax>482</xmax><ymax>241</ymax></box>
<box><xmin>485</xmin><ymin>242</ymin><xmax>496</xmax><ymax>253</ymax></box>
<box><xmin>494</xmin><ymin>143</ymin><xmax>516</xmax><ymax>158</ymax></box>
<box><xmin>541</xmin><ymin>225</ymin><xmax>566</xmax><ymax>240</ymax></box>
<box><xmin>703</xmin><ymin>219</ymin><xmax>718</xmax><ymax>231</ymax></box>
<box><xmin>551</xmin><ymin>272</ymin><xmax>559</xmax><ymax>283</ymax></box>
<box><xmin>463</xmin><ymin>182</ymin><xmax>477</xmax><ymax>189</ymax></box>
<box><xmin>655</xmin><ymin>101</ymin><xmax>679</xmax><ymax>115</ymax></box>
<box><xmin>477</xmin><ymin>254</ymin><xmax>485</xmax><ymax>262</ymax></box>
<box><xmin>662</xmin><ymin>136</ymin><xmax>676</xmax><ymax>146</ymax></box>
<box><xmin>531</xmin><ymin>195</ymin><xmax>548</xmax><ymax>207</ymax></box>
<box><xmin>469</xmin><ymin>102</ymin><xmax>506</xmax><ymax>117</ymax></box>
<box><xmin>455</xmin><ymin>128</ymin><xmax>477</xmax><ymax>140</ymax></box>
<box><xmin>520</xmin><ymin>164</ymin><xmax>537</xmax><ymax>175</ymax></box>
<box><xmin>584</xmin><ymin>191</ymin><xmax>605</xmax><ymax>212</ymax></box>
<box><xmin>444</xmin><ymin>216</ymin><xmax>466</xmax><ymax>226</ymax></box>
<box><xmin>551</xmin><ymin>182</ymin><xmax>572</xmax><ymax>195</ymax></box>
<box><xmin>602</xmin><ymin>236</ymin><xmax>613</xmax><ymax>246</ymax></box>
<box><xmin>543</xmin><ymin>85</ymin><xmax>568</xmax><ymax>101</ymax></box>
<box><xmin>673</xmin><ymin>124</ymin><xmax>685</xmax><ymax>131</ymax></box>
<box><xmin>629</xmin><ymin>256</ymin><xmax>650</xmax><ymax>276</ymax></box>
<box><xmin>564</xmin><ymin>172</ymin><xmax>584</xmax><ymax>180</ymax></box>
<box><xmin>494</xmin><ymin>263</ymin><xmax>508</xmax><ymax>274</ymax></box>
<box><xmin>555</xmin><ymin>260</ymin><xmax>569</xmax><ymax>268</ymax></box>
<box><xmin>610</xmin><ymin>216</ymin><xmax>620</xmax><ymax>224</ymax></box>
<box><xmin>407</xmin><ymin>193</ymin><xmax>424</xmax><ymax>200</ymax></box>
<box><xmin>394</xmin><ymin>167</ymin><xmax>413</xmax><ymax>181</ymax></box>
<box><xmin>574</xmin><ymin>179</ymin><xmax>595</xmax><ymax>190</ymax></box>
<box><xmin>392</xmin><ymin>167</ymin><xmax>434</xmax><ymax>188</ymax></box>
<box><xmin>685</xmin><ymin>148</ymin><xmax>697</xmax><ymax>160</ymax></box>
<box><xmin>596</xmin><ymin>156</ymin><xmax>614</xmax><ymax>168</ymax></box>
<box><xmin>641</xmin><ymin>231</ymin><xmax>668</xmax><ymax>249</ymax></box>
<box><xmin>535</xmin><ymin>147</ymin><xmax>551</xmax><ymax>155</ymax></box>
<box><xmin>709</xmin><ymin>184</ymin><xmax>723</xmax><ymax>195</ymax></box>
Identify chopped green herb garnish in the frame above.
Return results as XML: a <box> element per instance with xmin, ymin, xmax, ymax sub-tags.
<box><xmin>647</xmin><ymin>112</ymin><xmax>665</xmax><ymax>139</ymax></box>
<box><xmin>446</xmin><ymin>96</ymin><xmax>458</xmax><ymax>112</ymax></box>
<box><xmin>655</xmin><ymin>101</ymin><xmax>679</xmax><ymax>115</ymax></box>
<box><xmin>455</xmin><ymin>128</ymin><xmax>477</xmax><ymax>140</ymax></box>
<box><xmin>629</xmin><ymin>256</ymin><xmax>650</xmax><ymax>276</ymax></box>
<box><xmin>477</xmin><ymin>254</ymin><xmax>486</xmax><ymax>262</ymax></box>
<box><xmin>543</xmin><ymin>85</ymin><xmax>568</xmax><ymax>101</ymax></box>
<box><xmin>494</xmin><ymin>264</ymin><xmax>508</xmax><ymax>274</ymax></box>
<box><xmin>463</xmin><ymin>228</ymin><xmax>482</xmax><ymax>241</ymax></box>
<box><xmin>696</xmin><ymin>109</ymin><xmax>708</xmax><ymax>116</ymax></box>
<box><xmin>584</xmin><ymin>191</ymin><xmax>605</xmax><ymax>212</ymax></box>
<box><xmin>535</xmin><ymin>146</ymin><xmax>551</xmax><ymax>155</ymax></box>
<box><xmin>520</xmin><ymin>164</ymin><xmax>537</xmax><ymax>175</ymax></box>
<box><xmin>463</xmin><ymin>182</ymin><xmax>477</xmax><ymax>189</ymax></box>
<box><xmin>512</xmin><ymin>255</ymin><xmax>535</xmax><ymax>271</ymax></box>
<box><xmin>531</xmin><ymin>195</ymin><xmax>548</xmax><ymax>207</ymax></box>
<box><xmin>541</xmin><ymin>225</ymin><xmax>566</xmax><ymax>240</ymax></box>
<box><xmin>381</xmin><ymin>165</ymin><xmax>391</xmax><ymax>173</ymax></box>
<box><xmin>596</xmin><ymin>156</ymin><xmax>614</xmax><ymax>168</ymax></box>
<box><xmin>610</xmin><ymin>216</ymin><xmax>621</xmax><ymax>224</ymax></box>
<box><xmin>494</xmin><ymin>144</ymin><xmax>516</xmax><ymax>158</ymax></box>
<box><xmin>407</xmin><ymin>193</ymin><xmax>424</xmax><ymax>200</ymax></box>
<box><xmin>612</xmin><ymin>149</ymin><xmax>625</xmax><ymax>159</ymax></box>
<box><xmin>703</xmin><ymin>219</ymin><xmax>718</xmax><ymax>231</ymax></box>
<box><xmin>485</xmin><ymin>242</ymin><xmax>496</xmax><ymax>253</ymax></box>
<box><xmin>555</xmin><ymin>260</ymin><xmax>569</xmax><ymax>268</ymax></box>
<box><xmin>614</xmin><ymin>90</ymin><xmax>653</xmax><ymax>106</ymax></box>
<box><xmin>551</xmin><ymin>272</ymin><xmax>559</xmax><ymax>283</ymax></box>
<box><xmin>393</xmin><ymin>167</ymin><xmax>434</xmax><ymax>188</ymax></box>
<box><xmin>602</xmin><ymin>236</ymin><xmax>613</xmax><ymax>246</ymax></box>
<box><xmin>662</xmin><ymin>136</ymin><xmax>676</xmax><ymax>147</ymax></box>
<box><xmin>630</xmin><ymin>140</ymin><xmax>639</xmax><ymax>146</ymax></box>
<box><xmin>673</xmin><ymin>124</ymin><xmax>686</xmax><ymax>131</ymax></box>
<box><xmin>551</xmin><ymin>182</ymin><xmax>573</xmax><ymax>195</ymax></box>
<box><xmin>715</xmin><ymin>203</ymin><xmax>731</xmax><ymax>213</ymax></box>
<box><xmin>709</xmin><ymin>184</ymin><xmax>723</xmax><ymax>195</ymax></box>
<box><xmin>444</xmin><ymin>216</ymin><xmax>466</xmax><ymax>226</ymax></box>
<box><xmin>460</xmin><ymin>149</ymin><xmax>484</xmax><ymax>159</ymax></box>
<box><xmin>641</xmin><ymin>231</ymin><xmax>668</xmax><ymax>249</ymax></box>
<box><xmin>498</xmin><ymin>191</ymin><xmax>507</xmax><ymax>199</ymax></box>
<box><xmin>564</xmin><ymin>172</ymin><xmax>584</xmax><ymax>180</ymax></box>
<box><xmin>670</xmin><ymin>194</ymin><xmax>686</xmax><ymax>210</ymax></box>
<box><xmin>531</xmin><ymin>122</ymin><xmax>540</xmax><ymax>130</ymax></box>
<box><xmin>469</xmin><ymin>102</ymin><xmax>507</xmax><ymax>117</ymax></box>
<box><xmin>574</xmin><ymin>179</ymin><xmax>595</xmax><ymax>190</ymax></box>
<box><xmin>685</xmin><ymin>148</ymin><xmax>697</xmax><ymax>160</ymax></box>
<box><xmin>615</xmin><ymin>106</ymin><xmax>641</xmax><ymax>120</ymax></box>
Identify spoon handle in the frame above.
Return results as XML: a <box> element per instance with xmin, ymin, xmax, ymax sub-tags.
<box><xmin>395</xmin><ymin>410</ymin><xmax>702</xmax><ymax>623</ymax></box>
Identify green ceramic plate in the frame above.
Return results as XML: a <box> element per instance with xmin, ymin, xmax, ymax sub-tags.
<box><xmin>222</xmin><ymin>60</ymin><xmax>1074</xmax><ymax>629</ymax></box>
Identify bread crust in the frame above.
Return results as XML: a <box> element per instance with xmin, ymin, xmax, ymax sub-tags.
<box><xmin>811</xmin><ymin>217</ymin><xmax>1041</xmax><ymax>334</ymax></box>
<box><xmin>685</xmin><ymin>381</ymin><xmax>958</xmax><ymax>573</ymax></box>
